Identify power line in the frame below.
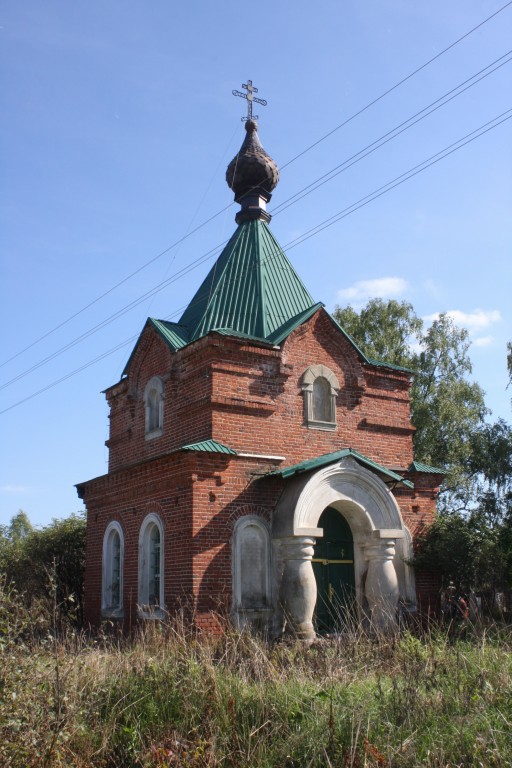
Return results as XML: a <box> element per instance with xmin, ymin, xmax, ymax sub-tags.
<box><xmin>3</xmin><ymin>0</ymin><xmax>509</xmax><ymax>371</ymax></box>
<box><xmin>0</xmin><ymin>183</ymin><xmax>234</xmax><ymax>371</ymax></box>
<box><xmin>1</xmin><ymin>107</ymin><xmax>509</xmax><ymax>416</ymax></box>
<box><xmin>3</xmin><ymin>51</ymin><xmax>509</xmax><ymax>392</ymax></box>
<box><xmin>285</xmin><ymin>109</ymin><xmax>512</xmax><ymax>251</ymax></box>
<box><xmin>0</xmin><ymin>241</ymin><xmax>226</xmax><ymax>392</ymax></box>
<box><xmin>273</xmin><ymin>51</ymin><xmax>512</xmax><ymax>217</ymax></box>
<box><xmin>279</xmin><ymin>0</ymin><xmax>512</xmax><ymax>171</ymax></box>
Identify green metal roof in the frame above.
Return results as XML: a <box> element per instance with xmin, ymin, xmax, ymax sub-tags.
<box><xmin>121</xmin><ymin>220</ymin><xmax>417</xmax><ymax>376</ymax></box>
<box><xmin>150</xmin><ymin>318</ymin><xmax>189</xmax><ymax>350</ymax></box>
<box><xmin>268</xmin><ymin>447</ymin><xmax>414</xmax><ymax>488</ymax></box>
<box><xmin>366</xmin><ymin>358</ymin><xmax>416</xmax><ymax>374</ymax></box>
<box><xmin>179</xmin><ymin>439</ymin><xmax>238</xmax><ymax>455</ymax></box>
<box><xmin>408</xmin><ymin>460</ymin><xmax>446</xmax><ymax>475</ymax></box>
<box><xmin>178</xmin><ymin>219</ymin><xmax>317</xmax><ymax>342</ymax></box>
<box><xmin>121</xmin><ymin>318</ymin><xmax>189</xmax><ymax>376</ymax></box>
<box><xmin>209</xmin><ymin>328</ymin><xmax>272</xmax><ymax>345</ymax></box>
<box><xmin>267</xmin><ymin>302</ymin><xmax>324</xmax><ymax>345</ymax></box>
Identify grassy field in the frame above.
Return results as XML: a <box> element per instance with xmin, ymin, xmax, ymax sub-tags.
<box><xmin>1</xmin><ymin>585</ymin><xmax>512</xmax><ymax>767</ymax></box>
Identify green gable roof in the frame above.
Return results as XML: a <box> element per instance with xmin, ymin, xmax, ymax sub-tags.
<box><xmin>178</xmin><ymin>219</ymin><xmax>317</xmax><ymax>343</ymax></box>
<box><xmin>408</xmin><ymin>460</ymin><xmax>446</xmax><ymax>475</ymax></box>
<box><xmin>268</xmin><ymin>447</ymin><xmax>414</xmax><ymax>488</ymax></box>
<box><xmin>267</xmin><ymin>302</ymin><xmax>324</xmax><ymax>345</ymax></box>
<box><xmin>150</xmin><ymin>318</ymin><xmax>189</xmax><ymax>349</ymax></box>
<box><xmin>179</xmin><ymin>439</ymin><xmax>237</xmax><ymax>455</ymax></box>
<box><xmin>122</xmin><ymin>318</ymin><xmax>189</xmax><ymax>376</ymax></box>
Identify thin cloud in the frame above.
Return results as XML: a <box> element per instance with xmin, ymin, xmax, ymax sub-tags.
<box><xmin>0</xmin><ymin>484</ymin><xmax>32</xmax><ymax>494</ymax></box>
<box><xmin>423</xmin><ymin>278</ymin><xmax>441</xmax><ymax>298</ymax></box>
<box><xmin>337</xmin><ymin>277</ymin><xmax>408</xmax><ymax>304</ymax></box>
<box><xmin>473</xmin><ymin>336</ymin><xmax>494</xmax><ymax>348</ymax></box>
<box><xmin>423</xmin><ymin>309</ymin><xmax>501</xmax><ymax>349</ymax></box>
<box><xmin>424</xmin><ymin>309</ymin><xmax>501</xmax><ymax>332</ymax></box>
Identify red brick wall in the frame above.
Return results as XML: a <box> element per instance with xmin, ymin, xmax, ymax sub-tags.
<box><xmin>208</xmin><ymin>310</ymin><xmax>414</xmax><ymax>468</ymax></box>
<box><xmin>106</xmin><ymin>309</ymin><xmax>415</xmax><ymax>474</ymax></box>
<box><xmin>81</xmin><ymin>451</ymin><xmax>284</xmax><ymax>630</ymax></box>
<box><xmin>80</xmin><ymin>307</ymin><xmax>439</xmax><ymax>631</ymax></box>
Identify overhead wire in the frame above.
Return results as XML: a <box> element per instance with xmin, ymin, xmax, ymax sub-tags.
<box><xmin>284</xmin><ymin>108</ymin><xmax>512</xmax><ymax>250</ymax></box>
<box><xmin>2</xmin><ymin>0</ymin><xmax>510</xmax><ymax>371</ymax></box>
<box><xmin>278</xmin><ymin>0</ymin><xmax>512</xmax><ymax>171</ymax></box>
<box><xmin>272</xmin><ymin>50</ymin><xmax>512</xmax><ymax>217</ymax></box>
<box><xmin>0</xmin><ymin>201</ymin><xmax>234</xmax><ymax>372</ymax></box>
<box><xmin>0</xmin><ymin>241</ymin><xmax>227</xmax><ymax>392</ymax></box>
<box><xmin>2</xmin><ymin>50</ymin><xmax>510</xmax><ymax>393</ymax></box>
<box><xmin>141</xmin><ymin>121</ymin><xmax>241</xmax><ymax>321</ymax></box>
<box><xmin>1</xmin><ymin>106</ymin><xmax>510</xmax><ymax>416</ymax></box>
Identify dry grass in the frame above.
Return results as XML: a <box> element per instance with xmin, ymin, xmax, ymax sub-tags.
<box><xmin>1</xmin><ymin>583</ymin><xmax>512</xmax><ymax>767</ymax></box>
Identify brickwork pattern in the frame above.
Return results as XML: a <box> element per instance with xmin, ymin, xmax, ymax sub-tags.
<box><xmin>79</xmin><ymin>307</ymin><xmax>440</xmax><ymax>631</ymax></box>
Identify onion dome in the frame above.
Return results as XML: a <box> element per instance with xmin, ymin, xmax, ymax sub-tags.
<box><xmin>226</xmin><ymin>120</ymin><xmax>279</xmax><ymax>224</ymax></box>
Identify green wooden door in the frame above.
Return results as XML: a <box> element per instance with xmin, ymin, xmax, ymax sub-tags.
<box><xmin>312</xmin><ymin>507</ymin><xmax>355</xmax><ymax>633</ymax></box>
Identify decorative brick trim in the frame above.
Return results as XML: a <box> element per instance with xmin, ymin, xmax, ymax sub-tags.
<box><xmin>226</xmin><ymin>504</ymin><xmax>272</xmax><ymax>530</ymax></box>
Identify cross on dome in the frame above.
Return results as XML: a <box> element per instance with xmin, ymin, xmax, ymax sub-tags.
<box><xmin>232</xmin><ymin>79</ymin><xmax>267</xmax><ymax>122</ymax></box>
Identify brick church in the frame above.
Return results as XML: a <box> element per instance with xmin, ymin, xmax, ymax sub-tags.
<box><xmin>77</xmin><ymin>114</ymin><xmax>442</xmax><ymax>639</ymax></box>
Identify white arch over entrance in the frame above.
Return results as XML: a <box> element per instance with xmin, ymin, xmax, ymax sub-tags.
<box><xmin>272</xmin><ymin>457</ymin><xmax>415</xmax><ymax>639</ymax></box>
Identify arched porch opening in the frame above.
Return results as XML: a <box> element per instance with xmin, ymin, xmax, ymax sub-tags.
<box><xmin>272</xmin><ymin>457</ymin><xmax>415</xmax><ymax>639</ymax></box>
<box><xmin>312</xmin><ymin>506</ymin><xmax>355</xmax><ymax>633</ymax></box>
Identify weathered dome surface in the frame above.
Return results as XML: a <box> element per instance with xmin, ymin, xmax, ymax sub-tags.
<box><xmin>226</xmin><ymin>120</ymin><xmax>279</xmax><ymax>203</ymax></box>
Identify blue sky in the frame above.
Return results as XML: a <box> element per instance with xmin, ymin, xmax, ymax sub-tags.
<box><xmin>1</xmin><ymin>1</ymin><xmax>511</xmax><ymax>527</ymax></box>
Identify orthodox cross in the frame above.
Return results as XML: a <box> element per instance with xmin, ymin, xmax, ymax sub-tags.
<box><xmin>232</xmin><ymin>79</ymin><xmax>267</xmax><ymax>122</ymax></box>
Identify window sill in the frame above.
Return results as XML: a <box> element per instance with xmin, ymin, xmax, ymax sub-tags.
<box><xmin>101</xmin><ymin>608</ymin><xmax>124</xmax><ymax>620</ymax></box>
<box><xmin>137</xmin><ymin>606</ymin><xmax>167</xmax><ymax>620</ymax></box>
<box><xmin>145</xmin><ymin>427</ymin><xmax>163</xmax><ymax>441</ymax></box>
<box><xmin>305</xmin><ymin>420</ymin><xmax>337</xmax><ymax>431</ymax></box>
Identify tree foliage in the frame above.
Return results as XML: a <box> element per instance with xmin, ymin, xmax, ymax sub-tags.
<box><xmin>334</xmin><ymin>300</ymin><xmax>512</xmax><ymax>596</ymax></box>
<box><xmin>508</xmin><ymin>340</ymin><xmax>512</xmax><ymax>392</ymax></box>
<box><xmin>411</xmin><ymin>314</ymin><xmax>487</xmax><ymax>499</ymax></box>
<box><xmin>0</xmin><ymin>511</ymin><xmax>86</xmax><ymax>625</ymax></box>
<box><xmin>412</xmin><ymin>511</ymin><xmax>512</xmax><ymax>598</ymax></box>
<box><xmin>333</xmin><ymin>300</ymin><xmax>487</xmax><ymax>503</ymax></box>
<box><xmin>335</xmin><ymin>299</ymin><xmax>422</xmax><ymax>369</ymax></box>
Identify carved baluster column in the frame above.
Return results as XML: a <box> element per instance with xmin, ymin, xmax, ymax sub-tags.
<box><xmin>277</xmin><ymin>536</ymin><xmax>317</xmax><ymax>641</ymax></box>
<box><xmin>365</xmin><ymin>531</ymin><xmax>403</xmax><ymax>632</ymax></box>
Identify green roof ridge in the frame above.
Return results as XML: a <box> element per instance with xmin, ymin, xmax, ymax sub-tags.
<box><xmin>179</xmin><ymin>439</ymin><xmax>237</xmax><ymax>455</ymax></box>
<box><xmin>366</xmin><ymin>357</ymin><xmax>416</xmax><ymax>374</ymax></box>
<box><xmin>408</xmin><ymin>460</ymin><xmax>446</xmax><ymax>474</ymax></box>
<box><xmin>267</xmin><ymin>303</ymin><xmax>324</xmax><ymax>345</ymax></box>
<box><xmin>256</xmin><ymin>223</ymin><xmax>268</xmax><ymax>337</ymax></box>
<box><xmin>121</xmin><ymin>317</ymin><xmax>189</xmax><ymax>375</ymax></box>
<box><xmin>149</xmin><ymin>318</ymin><xmax>189</xmax><ymax>349</ymax></box>
<box><xmin>268</xmin><ymin>447</ymin><xmax>413</xmax><ymax>488</ymax></box>
<box><xmin>327</xmin><ymin>313</ymin><xmax>415</xmax><ymax>374</ymax></box>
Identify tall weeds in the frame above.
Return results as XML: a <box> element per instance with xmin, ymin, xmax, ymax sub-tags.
<box><xmin>1</xmin><ymin>582</ymin><xmax>511</xmax><ymax>767</ymax></box>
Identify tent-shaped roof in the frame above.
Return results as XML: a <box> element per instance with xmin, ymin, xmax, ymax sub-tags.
<box><xmin>121</xmin><ymin>121</ymin><xmax>415</xmax><ymax>377</ymax></box>
<box><xmin>178</xmin><ymin>218</ymin><xmax>318</xmax><ymax>342</ymax></box>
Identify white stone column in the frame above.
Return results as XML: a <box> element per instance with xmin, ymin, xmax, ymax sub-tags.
<box><xmin>277</xmin><ymin>536</ymin><xmax>317</xmax><ymax>641</ymax></box>
<box><xmin>365</xmin><ymin>530</ymin><xmax>403</xmax><ymax>632</ymax></box>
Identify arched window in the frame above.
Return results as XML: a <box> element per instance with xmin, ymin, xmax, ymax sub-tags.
<box><xmin>232</xmin><ymin>517</ymin><xmax>271</xmax><ymax>619</ymax></box>
<box><xmin>102</xmin><ymin>521</ymin><xmax>124</xmax><ymax>616</ymax></box>
<box><xmin>312</xmin><ymin>376</ymin><xmax>332</xmax><ymax>422</ymax></box>
<box><xmin>144</xmin><ymin>376</ymin><xmax>164</xmax><ymax>439</ymax></box>
<box><xmin>301</xmin><ymin>364</ymin><xmax>339</xmax><ymax>430</ymax></box>
<box><xmin>138</xmin><ymin>513</ymin><xmax>164</xmax><ymax>617</ymax></box>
